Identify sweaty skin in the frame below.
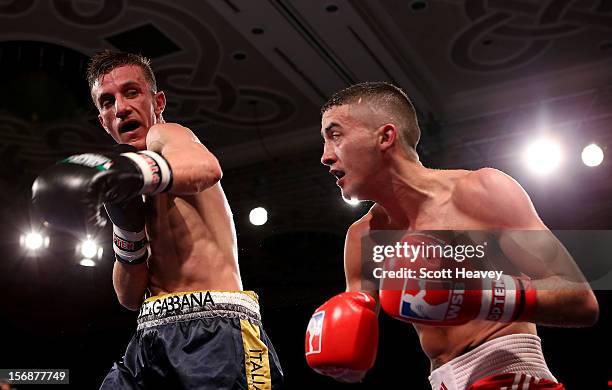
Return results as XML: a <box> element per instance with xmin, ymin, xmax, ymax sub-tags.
<box><xmin>321</xmin><ymin>102</ymin><xmax>598</xmax><ymax>372</ymax></box>
<box><xmin>92</xmin><ymin>65</ymin><xmax>241</xmax><ymax>309</ymax></box>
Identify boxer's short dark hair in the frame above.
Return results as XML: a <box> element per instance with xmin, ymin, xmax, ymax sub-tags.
<box><xmin>86</xmin><ymin>50</ymin><xmax>157</xmax><ymax>94</ymax></box>
<box><xmin>321</xmin><ymin>81</ymin><xmax>420</xmax><ymax>156</ymax></box>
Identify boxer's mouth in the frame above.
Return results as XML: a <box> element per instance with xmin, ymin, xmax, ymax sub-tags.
<box><xmin>330</xmin><ymin>169</ymin><xmax>345</xmax><ymax>180</ymax></box>
<box><xmin>119</xmin><ymin>120</ymin><xmax>141</xmax><ymax>134</ymax></box>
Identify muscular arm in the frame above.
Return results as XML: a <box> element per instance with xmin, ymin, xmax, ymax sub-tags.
<box><xmin>344</xmin><ymin>209</ymin><xmax>379</xmax><ymax>299</ymax></box>
<box><xmin>499</xmin><ymin>229</ymin><xmax>599</xmax><ymax>326</ymax></box>
<box><xmin>104</xmin><ymin>196</ymin><xmax>150</xmax><ymax>311</ymax></box>
<box><xmin>112</xmin><ymin>262</ymin><xmax>149</xmax><ymax>311</ymax></box>
<box><xmin>146</xmin><ymin>123</ymin><xmax>222</xmax><ymax>194</ymax></box>
<box><xmin>305</xmin><ymin>209</ymin><xmax>379</xmax><ymax>382</ymax></box>
<box><xmin>465</xmin><ymin>168</ymin><xmax>599</xmax><ymax>327</ymax></box>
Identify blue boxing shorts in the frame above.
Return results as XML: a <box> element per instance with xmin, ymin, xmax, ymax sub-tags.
<box><xmin>100</xmin><ymin>290</ymin><xmax>283</xmax><ymax>389</ymax></box>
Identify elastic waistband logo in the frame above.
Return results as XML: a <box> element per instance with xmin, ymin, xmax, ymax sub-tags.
<box><xmin>139</xmin><ymin>291</ymin><xmax>216</xmax><ymax>318</ymax></box>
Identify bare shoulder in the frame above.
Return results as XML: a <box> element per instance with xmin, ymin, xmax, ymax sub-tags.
<box><xmin>453</xmin><ymin>168</ymin><xmax>541</xmax><ymax>228</ymax></box>
<box><xmin>347</xmin><ymin>203</ymin><xmax>389</xmax><ymax>237</ymax></box>
<box><xmin>455</xmin><ymin>168</ymin><xmax>520</xmax><ymax>197</ymax></box>
<box><xmin>147</xmin><ymin>123</ymin><xmax>201</xmax><ymax>149</ymax></box>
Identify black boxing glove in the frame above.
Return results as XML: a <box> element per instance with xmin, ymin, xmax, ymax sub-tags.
<box><xmin>32</xmin><ymin>145</ymin><xmax>172</xmax><ymax>232</ymax></box>
<box><xmin>105</xmin><ymin>196</ymin><xmax>148</xmax><ymax>265</ymax></box>
<box><xmin>104</xmin><ymin>144</ymin><xmax>149</xmax><ymax>265</ymax></box>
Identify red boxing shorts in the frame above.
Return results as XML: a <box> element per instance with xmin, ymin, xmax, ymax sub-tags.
<box><xmin>429</xmin><ymin>334</ymin><xmax>559</xmax><ymax>390</ymax></box>
<box><xmin>469</xmin><ymin>372</ymin><xmax>565</xmax><ymax>389</ymax></box>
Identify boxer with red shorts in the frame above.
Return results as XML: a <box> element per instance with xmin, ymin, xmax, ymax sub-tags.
<box><xmin>469</xmin><ymin>373</ymin><xmax>564</xmax><ymax>390</ymax></box>
<box><xmin>305</xmin><ymin>82</ymin><xmax>598</xmax><ymax>389</ymax></box>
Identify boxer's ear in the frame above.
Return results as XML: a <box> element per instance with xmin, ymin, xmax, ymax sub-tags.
<box><xmin>378</xmin><ymin>123</ymin><xmax>397</xmax><ymax>152</ymax></box>
<box><xmin>98</xmin><ymin>115</ymin><xmax>110</xmax><ymax>134</ymax></box>
<box><xmin>154</xmin><ymin>91</ymin><xmax>166</xmax><ymax>120</ymax></box>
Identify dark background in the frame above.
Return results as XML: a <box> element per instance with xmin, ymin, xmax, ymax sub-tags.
<box><xmin>1</xmin><ymin>1</ymin><xmax>611</xmax><ymax>389</ymax></box>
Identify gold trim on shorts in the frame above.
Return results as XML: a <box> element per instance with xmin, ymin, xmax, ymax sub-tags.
<box><xmin>241</xmin><ymin>319</ymin><xmax>272</xmax><ymax>390</ymax></box>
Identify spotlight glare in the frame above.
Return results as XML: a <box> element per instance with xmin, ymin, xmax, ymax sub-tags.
<box><xmin>80</xmin><ymin>239</ymin><xmax>98</xmax><ymax>259</ymax></box>
<box><xmin>343</xmin><ymin>197</ymin><xmax>360</xmax><ymax>206</ymax></box>
<box><xmin>249</xmin><ymin>207</ymin><xmax>268</xmax><ymax>226</ymax></box>
<box><xmin>79</xmin><ymin>258</ymin><xmax>96</xmax><ymax>267</ymax></box>
<box><xmin>581</xmin><ymin>143</ymin><xmax>604</xmax><ymax>167</ymax></box>
<box><xmin>524</xmin><ymin>138</ymin><xmax>562</xmax><ymax>175</ymax></box>
<box><xmin>24</xmin><ymin>232</ymin><xmax>44</xmax><ymax>250</ymax></box>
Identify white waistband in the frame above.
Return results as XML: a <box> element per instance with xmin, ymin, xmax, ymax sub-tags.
<box><xmin>137</xmin><ymin>290</ymin><xmax>261</xmax><ymax>330</ymax></box>
<box><xmin>428</xmin><ymin>334</ymin><xmax>556</xmax><ymax>390</ymax></box>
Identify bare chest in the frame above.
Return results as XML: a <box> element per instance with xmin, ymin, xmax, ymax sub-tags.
<box><xmin>410</xmin><ymin>201</ymin><xmax>490</xmax><ymax>231</ymax></box>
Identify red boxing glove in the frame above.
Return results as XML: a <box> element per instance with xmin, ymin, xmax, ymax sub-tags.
<box><xmin>379</xmin><ymin>234</ymin><xmax>537</xmax><ymax>326</ymax></box>
<box><xmin>305</xmin><ymin>292</ymin><xmax>378</xmax><ymax>382</ymax></box>
<box><xmin>381</xmin><ymin>275</ymin><xmax>536</xmax><ymax>326</ymax></box>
